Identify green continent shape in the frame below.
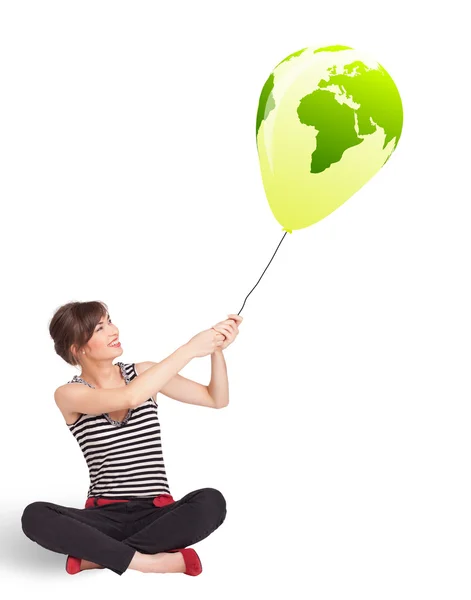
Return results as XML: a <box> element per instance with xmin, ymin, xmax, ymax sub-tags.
<box><xmin>275</xmin><ymin>47</ymin><xmax>308</xmax><ymax>68</ymax></box>
<box><xmin>256</xmin><ymin>47</ymin><xmax>309</xmax><ymax>139</ymax></box>
<box><xmin>317</xmin><ymin>60</ymin><xmax>403</xmax><ymax>150</ymax></box>
<box><xmin>297</xmin><ymin>89</ymin><xmax>363</xmax><ymax>174</ymax></box>
<box><xmin>313</xmin><ymin>45</ymin><xmax>353</xmax><ymax>54</ymax></box>
<box><xmin>256</xmin><ymin>72</ymin><xmax>275</xmax><ymax>139</ymax></box>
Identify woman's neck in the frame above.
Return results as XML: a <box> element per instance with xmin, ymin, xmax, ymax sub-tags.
<box><xmin>79</xmin><ymin>362</ymin><xmax>122</xmax><ymax>389</ymax></box>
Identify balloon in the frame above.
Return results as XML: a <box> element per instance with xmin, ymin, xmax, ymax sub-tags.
<box><xmin>256</xmin><ymin>45</ymin><xmax>403</xmax><ymax>232</ymax></box>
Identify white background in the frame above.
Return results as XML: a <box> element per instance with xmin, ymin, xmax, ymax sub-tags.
<box><xmin>0</xmin><ymin>1</ymin><xmax>469</xmax><ymax>598</ymax></box>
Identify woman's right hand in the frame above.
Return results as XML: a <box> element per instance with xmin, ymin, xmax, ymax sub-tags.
<box><xmin>186</xmin><ymin>328</ymin><xmax>226</xmax><ymax>358</ymax></box>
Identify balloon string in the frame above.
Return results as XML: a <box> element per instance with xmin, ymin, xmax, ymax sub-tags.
<box><xmin>237</xmin><ymin>230</ymin><xmax>290</xmax><ymax>316</ymax></box>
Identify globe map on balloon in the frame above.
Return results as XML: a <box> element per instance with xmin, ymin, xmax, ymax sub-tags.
<box><xmin>256</xmin><ymin>45</ymin><xmax>403</xmax><ymax>231</ymax></box>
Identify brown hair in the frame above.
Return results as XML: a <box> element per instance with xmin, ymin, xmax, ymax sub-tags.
<box><xmin>49</xmin><ymin>301</ymin><xmax>109</xmax><ymax>367</ymax></box>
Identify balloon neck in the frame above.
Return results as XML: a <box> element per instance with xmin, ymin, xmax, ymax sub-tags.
<box><xmin>282</xmin><ymin>227</ymin><xmax>292</xmax><ymax>234</ymax></box>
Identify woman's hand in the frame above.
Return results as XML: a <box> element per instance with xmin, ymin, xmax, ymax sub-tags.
<box><xmin>186</xmin><ymin>328</ymin><xmax>226</xmax><ymax>358</ymax></box>
<box><xmin>211</xmin><ymin>314</ymin><xmax>243</xmax><ymax>351</ymax></box>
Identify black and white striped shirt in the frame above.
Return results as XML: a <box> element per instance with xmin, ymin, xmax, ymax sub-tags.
<box><xmin>66</xmin><ymin>361</ymin><xmax>171</xmax><ymax>499</ymax></box>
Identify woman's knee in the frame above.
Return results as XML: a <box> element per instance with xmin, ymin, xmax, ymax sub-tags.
<box><xmin>21</xmin><ymin>501</ymin><xmax>51</xmax><ymax>538</ymax></box>
<box><xmin>200</xmin><ymin>488</ymin><xmax>227</xmax><ymax>522</ymax></box>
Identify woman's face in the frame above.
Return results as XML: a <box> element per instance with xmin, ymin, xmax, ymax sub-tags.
<box><xmin>79</xmin><ymin>311</ymin><xmax>122</xmax><ymax>360</ymax></box>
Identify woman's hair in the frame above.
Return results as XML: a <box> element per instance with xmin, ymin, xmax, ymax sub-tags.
<box><xmin>49</xmin><ymin>300</ymin><xmax>109</xmax><ymax>367</ymax></box>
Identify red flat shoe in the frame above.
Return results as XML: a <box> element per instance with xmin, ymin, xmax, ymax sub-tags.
<box><xmin>168</xmin><ymin>548</ymin><xmax>202</xmax><ymax>576</ymax></box>
<box><xmin>66</xmin><ymin>555</ymin><xmax>81</xmax><ymax>574</ymax></box>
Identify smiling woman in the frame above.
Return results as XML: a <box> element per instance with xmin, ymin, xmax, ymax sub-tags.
<box><xmin>19</xmin><ymin>300</ymin><xmax>230</xmax><ymax>577</ymax></box>
<box><xmin>50</xmin><ymin>300</ymin><xmax>115</xmax><ymax>367</ymax></box>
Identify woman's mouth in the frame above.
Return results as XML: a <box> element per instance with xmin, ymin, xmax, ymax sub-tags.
<box><xmin>108</xmin><ymin>340</ymin><xmax>121</xmax><ymax>348</ymax></box>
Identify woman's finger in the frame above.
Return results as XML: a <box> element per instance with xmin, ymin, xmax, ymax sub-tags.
<box><xmin>216</xmin><ymin>324</ymin><xmax>232</xmax><ymax>336</ymax></box>
<box><xmin>212</xmin><ymin>328</ymin><xmax>226</xmax><ymax>339</ymax></box>
<box><xmin>227</xmin><ymin>314</ymin><xmax>243</xmax><ymax>323</ymax></box>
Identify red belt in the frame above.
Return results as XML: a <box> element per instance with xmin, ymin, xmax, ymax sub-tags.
<box><xmin>84</xmin><ymin>493</ymin><xmax>175</xmax><ymax>509</ymax></box>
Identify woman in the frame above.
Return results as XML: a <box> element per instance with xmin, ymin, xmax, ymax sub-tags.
<box><xmin>21</xmin><ymin>300</ymin><xmax>242</xmax><ymax>577</ymax></box>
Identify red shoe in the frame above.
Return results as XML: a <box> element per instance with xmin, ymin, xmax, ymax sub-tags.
<box><xmin>66</xmin><ymin>555</ymin><xmax>104</xmax><ymax>574</ymax></box>
<box><xmin>168</xmin><ymin>548</ymin><xmax>202</xmax><ymax>576</ymax></box>
<box><xmin>66</xmin><ymin>555</ymin><xmax>81</xmax><ymax>574</ymax></box>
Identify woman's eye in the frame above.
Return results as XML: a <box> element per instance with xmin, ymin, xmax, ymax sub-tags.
<box><xmin>97</xmin><ymin>319</ymin><xmax>112</xmax><ymax>332</ymax></box>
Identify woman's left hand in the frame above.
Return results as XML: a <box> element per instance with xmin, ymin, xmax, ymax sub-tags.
<box><xmin>211</xmin><ymin>314</ymin><xmax>243</xmax><ymax>351</ymax></box>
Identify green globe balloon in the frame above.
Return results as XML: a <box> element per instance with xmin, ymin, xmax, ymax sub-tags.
<box><xmin>256</xmin><ymin>45</ymin><xmax>403</xmax><ymax>232</ymax></box>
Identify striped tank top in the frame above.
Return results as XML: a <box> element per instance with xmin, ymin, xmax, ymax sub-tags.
<box><xmin>66</xmin><ymin>361</ymin><xmax>171</xmax><ymax>499</ymax></box>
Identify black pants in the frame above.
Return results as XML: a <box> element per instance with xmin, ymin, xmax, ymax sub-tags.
<box><xmin>21</xmin><ymin>487</ymin><xmax>227</xmax><ymax>576</ymax></box>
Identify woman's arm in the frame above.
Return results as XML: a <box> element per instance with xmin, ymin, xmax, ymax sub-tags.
<box><xmin>208</xmin><ymin>349</ymin><xmax>229</xmax><ymax>408</ymax></box>
<box><xmin>128</xmin><ymin>344</ymin><xmax>195</xmax><ymax>406</ymax></box>
<box><xmin>135</xmin><ymin>355</ymin><xmax>229</xmax><ymax>409</ymax></box>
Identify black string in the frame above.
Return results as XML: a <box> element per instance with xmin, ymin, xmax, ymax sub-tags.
<box><xmin>237</xmin><ymin>230</ymin><xmax>290</xmax><ymax>316</ymax></box>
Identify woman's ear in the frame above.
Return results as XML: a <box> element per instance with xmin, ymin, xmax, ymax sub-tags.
<box><xmin>71</xmin><ymin>344</ymin><xmax>80</xmax><ymax>363</ymax></box>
